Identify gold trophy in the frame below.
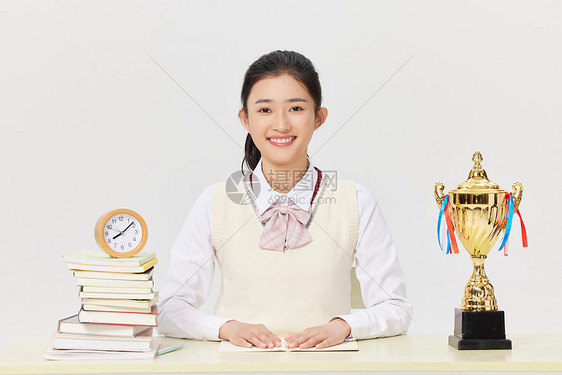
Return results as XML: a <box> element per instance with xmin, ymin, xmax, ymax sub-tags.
<box><xmin>434</xmin><ymin>151</ymin><xmax>523</xmax><ymax>350</ymax></box>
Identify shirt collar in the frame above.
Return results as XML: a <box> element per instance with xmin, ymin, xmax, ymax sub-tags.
<box><xmin>251</xmin><ymin>156</ymin><xmax>318</xmax><ymax>215</ymax></box>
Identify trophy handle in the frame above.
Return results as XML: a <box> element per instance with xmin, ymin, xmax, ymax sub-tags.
<box><xmin>434</xmin><ymin>182</ymin><xmax>445</xmax><ymax>208</ymax></box>
<box><xmin>512</xmin><ymin>182</ymin><xmax>523</xmax><ymax>211</ymax></box>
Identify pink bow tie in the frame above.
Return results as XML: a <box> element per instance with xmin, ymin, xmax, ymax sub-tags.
<box><xmin>257</xmin><ymin>201</ymin><xmax>312</xmax><ymax>251</ymax></box>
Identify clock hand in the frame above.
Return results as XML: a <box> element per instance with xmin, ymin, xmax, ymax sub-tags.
<box><xmin>111</xmin><ymin>222</ymin><xmax>133</xmax><ymax>240</ymax></box>
<box><xmin>112</xmin><ymin>226</ymin><xmax>125</xmax><ymax>240</ymax></box>
<box><xmin>122</xmin><ymin>222</ymin><xmax>134</xmax><ymax>233</ymax></box>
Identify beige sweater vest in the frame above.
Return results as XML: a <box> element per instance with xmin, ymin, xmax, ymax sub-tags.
<box><xmin>212</xmin><ymin>177</ymin><xmax>359</xmax><ymax>336</ymax></box>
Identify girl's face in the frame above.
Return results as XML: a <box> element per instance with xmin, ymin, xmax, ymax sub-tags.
<box><xmin>239</xmin><ymin>73</ymin><xmax>327</xmax><ymax>170</ymax></box>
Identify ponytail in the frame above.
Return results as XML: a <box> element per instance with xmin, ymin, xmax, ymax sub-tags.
<box><xmin>241</xmin><ymin>133</ymin><xmax>261</xmax><ymax>175</ymax></box>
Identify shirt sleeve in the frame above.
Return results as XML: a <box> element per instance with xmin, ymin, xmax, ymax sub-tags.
<box><xmin>156</xmin><ymin>183</ymin><xmax>234</xmax><ymax>341</ymax></box>
<box><xmin>330</xmin><ymin>182</ymin><xmax>412</xmax><ymax>341</ymax></box>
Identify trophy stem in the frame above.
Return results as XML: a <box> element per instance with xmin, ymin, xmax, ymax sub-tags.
<box><xmin>461</xmin><ymin>255</ymin><xmax>498</xmax><ymax>311</ymax></box>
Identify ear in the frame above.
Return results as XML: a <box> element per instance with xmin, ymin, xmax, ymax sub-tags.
<box><xmin>238</xmin><ymin>109</ymin><xmax>250</xmax><ymax>132</ymax></box>
<box><xmin>314</xmin><ymin>107</ymin><xmax>328</xmax><ymax>131</ymax></box>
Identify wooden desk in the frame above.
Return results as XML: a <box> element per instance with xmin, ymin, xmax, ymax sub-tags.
<box><xmin>0</xmin><ymin>334</ymin><xmax>560</xmax><ymax>374</ymax></box>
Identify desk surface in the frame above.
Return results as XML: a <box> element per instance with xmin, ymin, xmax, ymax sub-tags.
<box><xmin>0</xmin><ymin>334</ymin><xmax>560</xmax><ymax>374</ymax></box>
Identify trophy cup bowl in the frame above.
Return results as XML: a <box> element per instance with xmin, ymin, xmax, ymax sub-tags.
<box><xmin>434</xmin><ymin>151</ymin><xmax>523</xmax><ymax>349</ymax></box>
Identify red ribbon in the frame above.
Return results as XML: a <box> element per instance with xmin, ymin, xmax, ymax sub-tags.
<box><xmin>515</xmin><ymin>208</ymin><xmax>528</xmax><ymax>247</ymax></box>
<box><xmin>509</xmin><ymin>193</ymin><xmax>529</xmax><ymax>248</ymax></box>
<box><xmin>444</xmin><ymin>200</ymin><xmax>460</xmax><ymax>254</ymax></box>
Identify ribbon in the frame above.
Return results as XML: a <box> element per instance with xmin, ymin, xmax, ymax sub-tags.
<box><xmin>437</xmin><ymin>193</ymin><xmax>528</xmax><ymax>256</ymax></box>
<box><xmin>497</xmin><ymin>193</ymin><xmax>528</xmax><ymax>256</ymax></box>
<box><xmin>257</xmin><ymin>201</ymin><xmax>312</xmax><ymax>251</ymax></box>
<box><xmin>497</xmin><ymin>193</ymin><xmax>514</xmax><ymax>255</ymax></box>
<box><xmin>437</xmin><ymin>195</ymin><xmax>459</xmax><ymax>254</ymax></box>
<box><xmin>516</xmin><ymin>208</ymin><xmax>529</xmax><ymax>247</ymax></box>
<box><xmin>444</xmin><ymin>198</ymin><xmax>460</xmax><ymax>254</ymax></box>
<box><xmin>437</xmin><ymin>196</ymin><xmax>450</xmax><ymax>254</ymax></box>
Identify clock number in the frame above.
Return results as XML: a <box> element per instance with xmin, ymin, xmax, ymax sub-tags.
<box><xmin>119</xmin><ymin>216</ymin><xmax>124</xmax><ymax>221</ymax></box>
<box><xmin>128</xmin><ymin>242</ymin><xmax>132</xmax><ymax>247</ymax></box>
<box><xmin>107</xmin><ymin>225</ymin><xmax>112</xmax><ymax>229</ymax></box>
<box><xmin>133</xmin><ymin>237</ymin><xmax>137</xmax><ymax>242</ymax></box>
<box><xmin>114</xmin><ymin>243</ymin><xmax>117</xmax><ymax>248</ymax></box>
<box><xmin>112</xmin><ymin>219</ymin><xmax>116</xmax><ymax>224</ymax></box>
<box><xmin>107</xmin><ymin>238</ymin><xmax>111</xmax><ymax>244</ymax></box>
<box><xmin>104</xmin><ymin>231</ymin><xmax>108</xmax><ymax>236</ymax></box>
<box><xmin>121</xmin><ymin>245</ymin><xmax>125</xmax><ymax>250</ymax></box>
<box><xmin>135</xmin><ymin>230</ymin><xmax>138</xmax><ymax>234</ymax></box>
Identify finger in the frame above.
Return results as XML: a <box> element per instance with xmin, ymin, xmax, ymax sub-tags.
<box><xmin>265</xmin><ymin>332</ymin><xmax>282</xmax><ymax>347</ymax></box>
<box><xmin>284</xmin><ymin>336</ymin><xmax>299</xmax><ymax>348</ymax></box>
<box><xmin>232</xmin><ymin>337</ymin><xmax>253</xmax><ymax>348</ymax></box>
<box><xmin>285</xmin><ymin>328</ymin><xmax>316</xmax><ymax>348</ymax></box>
<box><xmin>254</xmin><ymin>332</ymin><xmax>274</xmax><ymax>348</ymax></box>
<box><xmin>314</xmin><ymin>337</ymin><xmax>337</xmax><ymax>349</ymax></box>
<box><xmin>259</xmin><ymin>328</ymin><xmax>280</xmax><ymax>348</ymax></box>
<box><xmin>283</xmin><ymin>334</ymin><xmax>298</xmax><ymax>347</ymax></box>
<box><xmin>284</xmin><ymin>332</ymin><xmax>302</xmax><ymax>343</ymax></box>
<box><xmin>285</xmin><ymin>332</ymin><xmax>304</xmax><ymax>341</ymax></box>
<box><xmin>292</xmin><ymin>327</ymin><xmax>319</xmax><ymax>346</ymax></box>
<box><xmin>298</xmin><ymin>335</ymin><xmax>325</xmax><ymax>349</ymax></box>
<box><xmin>246</xmin><ymin>333</ymin><xmax>269</xmax><ymax>349</ymax></box>
<box><xmin>286</xmin><ymin>333</ymin><xmax>311</xmax><ymax>348</ymax></box>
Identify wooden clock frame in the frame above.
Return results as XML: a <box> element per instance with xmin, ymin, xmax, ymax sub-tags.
<box><xmin>94</xmin><ymin>208</ymin><xmax>148</xmax><ymax>258</ymax></box>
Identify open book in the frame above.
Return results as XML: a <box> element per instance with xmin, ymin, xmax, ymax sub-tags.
<box><xmin>218</xmin><ymin>337</ymin><xmax>358</xmax><ymax>352</ymax></box>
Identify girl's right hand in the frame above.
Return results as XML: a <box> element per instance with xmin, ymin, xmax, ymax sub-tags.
<box><xmin>218</xmin><ymin>320</ymin><xmax>282</xmax><ymax>348</ymax></box>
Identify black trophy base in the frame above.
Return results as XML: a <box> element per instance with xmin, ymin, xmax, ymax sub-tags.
<box><xmin>448</xmin><ymin>335</ymin><xmax>512</xmax><ymax>350</ymax></box>
<box><xmin>449</xmin><ymin>308</ymin><xmax>512</xmax><ymax>350</ymax></box>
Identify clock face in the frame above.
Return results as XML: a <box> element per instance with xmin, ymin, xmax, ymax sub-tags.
<box><xmin>95</xmin><ymin>209</ymin><xmax>148</xmax><ymax>258</ymax></box>
<box><xmin>102</xmin><ymin>213</ymin><xmax>143</xmax><ymax>254</ymax></box>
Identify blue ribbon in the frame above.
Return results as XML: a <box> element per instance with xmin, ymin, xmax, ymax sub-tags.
<box><xmin>497</xmin><ymin>195</ymin><xmax>514</xmax><ymax>253</ymax></box>
<box><xmin>437</xmin><ymin>196</ymin><xmax>451</xmax><ymax>254</ymax></box>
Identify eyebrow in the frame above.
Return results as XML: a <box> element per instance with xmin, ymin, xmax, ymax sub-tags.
<box><xmin>254</xmin><ymin>98</ymin><xmax>309</xmax><ymax>104</ymax></box>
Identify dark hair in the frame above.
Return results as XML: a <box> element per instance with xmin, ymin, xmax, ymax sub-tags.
<box><xmin>240</xmin><ymin>50</ymin><xmax>323</xmax><ymax>173</ymax></box>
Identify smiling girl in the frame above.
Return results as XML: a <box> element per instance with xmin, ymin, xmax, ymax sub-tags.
<box><xmin>158</xmin><ymin>50</ymin><xmax>411</xmax><ymax>349</ymax></box>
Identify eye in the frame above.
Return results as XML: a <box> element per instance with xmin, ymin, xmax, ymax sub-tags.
<box><xmin>258</xmin><ymin>108</ymin><xmax>271</xmax><ymax>113</ymax></box>
<box><xmin>290</xmin><ymin>106</ymin><xmax>303</xmax><ymax>111</ymax></box>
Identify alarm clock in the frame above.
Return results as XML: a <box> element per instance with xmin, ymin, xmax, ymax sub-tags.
<box><xmin>94</xmin><ymin>208</ymin><xmax>148</xmax><ymax>258</ymax></box>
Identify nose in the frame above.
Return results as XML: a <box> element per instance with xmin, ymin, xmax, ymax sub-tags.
<box><xmin>272</xmin><ymin>111</ymin><xmax>291</xmax><ymax>133</ymax></box>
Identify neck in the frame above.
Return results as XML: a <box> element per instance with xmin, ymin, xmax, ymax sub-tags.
<box><xmin>261</xmin><ymin>156</ymin><xmax>309</xmax><ymax>194</ymax></box>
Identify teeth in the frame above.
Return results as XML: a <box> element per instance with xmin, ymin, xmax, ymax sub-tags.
<box><xmin>269</xmin><ymin>137</ymin><xmax>295</xmax><ymax>143</ymax></box>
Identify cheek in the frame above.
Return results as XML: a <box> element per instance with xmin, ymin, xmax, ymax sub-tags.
<box><xmin>299</xmin><ymin>132</ymin><xmax>314</xmax><ymax>145</ymax></box>
<box><xmin>247</xmin><ymin>114</ymin><xmax>268</xmax><ymax>132</ymax></box>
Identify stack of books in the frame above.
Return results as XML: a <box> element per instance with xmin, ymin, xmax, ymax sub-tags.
<box><xmin>44</xmin><ymin>250</ymin><xmax>160</xmax><ymax>360</ymax></box>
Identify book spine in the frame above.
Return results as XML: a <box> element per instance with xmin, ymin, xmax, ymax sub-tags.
<box><xmin>78</xmin><ymin>308</ymin><xmax>158</xmax><ymax>327</ymax></box>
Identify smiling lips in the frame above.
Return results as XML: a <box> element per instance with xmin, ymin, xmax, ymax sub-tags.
<box><xmin>268</xmin><ymin>136</ymin><xmax>296</xmax><ymax>146</ymax></box>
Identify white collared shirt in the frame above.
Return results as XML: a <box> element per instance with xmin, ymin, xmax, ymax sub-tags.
<box><xmin>252</xmin><ymin>157</ymin><xmax>317</xmax><ymax>215</ymax></box>
<box><xmin>157</xmin><ymin>156</ymin><xmax>412</xmax><ymax>341</ymax></box>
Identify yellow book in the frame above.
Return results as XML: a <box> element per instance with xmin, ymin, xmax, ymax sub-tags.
<box><xmin>73</xmin><ymin>268</ymin><xmax>154</xmax><ymax>281</ymax></box>
<box><xmin>82</xmin><ymin>293</ymin><xmax>159</xmax><ymax>309</ymax></box>
<box><xmin>66</xmin><ymin>258</ymin><xmax>158</xmax><ymax>273</ymax></box>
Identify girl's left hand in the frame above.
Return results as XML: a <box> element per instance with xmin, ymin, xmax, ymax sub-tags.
<box><xmin>284</xmin><ymin>318</ymin><xmax>351</xmax><ymax>349</ymax></box>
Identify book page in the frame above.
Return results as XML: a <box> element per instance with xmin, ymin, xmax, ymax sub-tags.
<box><xmin>45</xmin><ymin>338</ymin><xmax>160</xmax><ymax>360</ymax></box>
<box><xmin>218</xmin><ymin>337</ymin><xmax>358</xmax><ymax>352</ymax></box>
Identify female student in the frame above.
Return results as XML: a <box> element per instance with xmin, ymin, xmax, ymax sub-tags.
<box><xmin>157</xmin><ymin>50</ymin><xmax>412</xmax><ymax>350</ymax></box>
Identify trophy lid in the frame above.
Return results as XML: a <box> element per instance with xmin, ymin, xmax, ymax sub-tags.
<box><xmin>452</xmin><ymin>151</ymin><xmax>505</xmax><ymax>192</ymax></box>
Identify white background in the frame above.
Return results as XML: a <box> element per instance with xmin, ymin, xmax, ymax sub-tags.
<box><xmin>1</xmin><ymin>0</ymin><xmax>561</xmax><ymax>351</ymax></box>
